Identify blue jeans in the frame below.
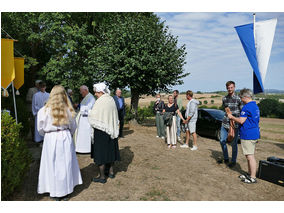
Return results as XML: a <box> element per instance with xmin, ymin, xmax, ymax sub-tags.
<box><xmin>176</xmin><ymin>115</ymin><xmax>181</xmax><ymax>137</ymax></box>
<box><xmin>219</xmin><ymin>126</ymin><xmax>239</xmax><ymax>163</ymax></box>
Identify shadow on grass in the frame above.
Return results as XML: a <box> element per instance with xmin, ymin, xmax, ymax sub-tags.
<box><xmin>123</xmin><ymin>127</ymin><xmax>134</xmax><ymax>137</ymax></box>
<box><xmin>116</xmin><ymin>146</ymin><xmax>134</xmax><ymax>173</ymax></box>
<box><xmin>209</xmin><ymin>149</ymin><xmax>246</xmax><ymax>175</ymax></box>
<box><xmin>274</xmin><ymin>143</ymin><xmax>284</xmax><ymax>150</ymax></box>
<box><xmin>70</xmin><ymin>163</ymin><xmax>97</xmax><ymax>198</ymax></box>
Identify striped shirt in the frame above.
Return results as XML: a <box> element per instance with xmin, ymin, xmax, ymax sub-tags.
<box><xmin>222</xmin><ymin>93</ymin><xmax>243</xmax><ymax>129</ymax></box>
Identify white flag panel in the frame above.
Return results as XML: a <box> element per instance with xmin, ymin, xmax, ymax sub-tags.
<box><xmin>255</xmin><ymin>18</ymin><xmax>277</xmax><ymax>85</ymax></box>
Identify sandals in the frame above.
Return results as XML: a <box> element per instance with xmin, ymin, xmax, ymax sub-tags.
<box><xmin>242</xmin><ymin>176</ymin><xmax>257</xmax><ymax>184</ymax></box>
<box><xmin>238</xmin><ymin>173</ymin><xmax>250</xmax><ymax>180</ymax></box>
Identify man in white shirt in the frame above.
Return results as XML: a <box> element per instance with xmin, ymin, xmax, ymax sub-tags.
<box><xmin>32</xmin><ymin>82</ymin><xmax>49</xmax><ymax>143</ymax></box>
<box><xmin>26</xmin><ymin>80</ymin><xmax>41</xmax><ymax>141</ymax></box>
<box><xmin>74</xmin><ymin>85</ymin><xmax>96</xmax><ymax>153</ymax></box>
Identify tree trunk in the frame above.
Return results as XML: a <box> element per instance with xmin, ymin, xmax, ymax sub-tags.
<box><xmin>130</xmin><ymin>89</ymin><xmax>140</xmax><ymax>125</ymax></box>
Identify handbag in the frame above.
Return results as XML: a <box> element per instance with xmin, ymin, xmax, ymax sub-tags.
<box><xmin>225</xmin><ymin>107</ymin><xmax>235</xmax><ymax>142</ymax></box>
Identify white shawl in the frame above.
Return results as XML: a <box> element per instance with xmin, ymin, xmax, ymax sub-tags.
<box><xmin>88</xmin><ymin>93</ymin><xmax>119</xmax><ymax>139</ymax></box>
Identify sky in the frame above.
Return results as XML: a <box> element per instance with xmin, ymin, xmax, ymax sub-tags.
<box><xmin>156</xmin><ymin>12</ymin><xmax>284</xmax><ymax>92</ymax></box>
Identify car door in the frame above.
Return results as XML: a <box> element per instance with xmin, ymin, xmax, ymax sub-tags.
<box><xmin>196</xmin><ymin>109</ymin><xmax>212</xmax><ymax>136</ymax></box>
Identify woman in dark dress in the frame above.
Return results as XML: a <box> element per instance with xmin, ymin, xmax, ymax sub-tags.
<box><xmin>163</xmin><ymin>95</ymin><xmax>185</xmax><ymax>149</ymax></box>
<box><xmin>88</xmin><ymin>83</ymin><xmax>120</xmax><ymax>184</ymax></box>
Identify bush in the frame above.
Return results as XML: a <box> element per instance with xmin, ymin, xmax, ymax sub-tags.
<box><xmin>258</xmin><ymin>99</ymin><xmax>280</xmax><ymax>117</ymax></box>
<box><xmin>1</xmin><ymin>96</ymin><xmax>30</xmax><ymax>137</ymax></box>
<box><xmin>211</xmin><ymin>100</ymin><xmax>214</xmax><ymax>104</ymax></box>
<box><xmin>1</xmin><ymin>112</ymin><xmax>32</xmax><ymax>200</ymax></box>
<box><xmin>277</xmin><ymin>102</ymin><xmax>284</xmax><ymax>118</ymax></box>
<box><xmin>124</xmin><ymin>101</ymin><xmax>156</xmax><ymax>123</ymax></box>
<box><xmin>204</xmin><ymin>100</ymin><xmax>208</xmax><ymax>105</ymax></box>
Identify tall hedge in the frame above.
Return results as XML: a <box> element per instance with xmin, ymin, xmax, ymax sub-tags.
<box><xmin>1</xmin><ymin>111</ymin><xmax>32</xmax><ymax>200</ymax></box>
<box><xmin>258</xmin><ymin>98</ymin><xmax>284</xmax><ymax>118</ymax></box>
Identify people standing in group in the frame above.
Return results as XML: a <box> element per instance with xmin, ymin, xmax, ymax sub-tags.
<box><xmin>173</xmin><ymin>90</ymin><xmax>183</xmax><ymax>142</ymax></box>
<box><xmin>153</xmin><ymin>93</ymin><xmax>165</xmax><ymax>140</ymax></box>
<box><xmin>32</xmin><ymin>82</ymin><xmax>50</xmax><ymax>144</ymax></box>
<box><xmin>74</xmin><ymin>85</ymin><xmax>95</xmax><ymax>153</ymax></box>
<box><xmin>218</xmin><ymin>81</ymin><xmax>243</xmax><ymax>168</ymax></box>
<box><xmin>26</xmin><ymin>79</ymin><xmax>41</xmax><ymax>141</ymax></box>
<box><xmin>37</xmin><ymin>85</ymin><xmax>82</xmax><ymax>201</ymax></box>
<box><xmin>113</xmin><ymin>88</ymin><xmax>125</xmax><ymax>138</ymax></box>
<box><xmin>89</xmin><ymin>83</ymin><xmax>120</xmax><ymax>184</ymax></box>
<box><xmin>163</xmin><ymin>95</ymin><xmax>185</xmax><ymax>149</ymax></box>
<box><xmin>228</xmin><ymin>88</ymin><xmax>260</xmax><ymax>184</ymax></box>
<box><xmin>181</xmin><ymin>90</ymin><xmax>200</xmax><ymax>151</ymax></box>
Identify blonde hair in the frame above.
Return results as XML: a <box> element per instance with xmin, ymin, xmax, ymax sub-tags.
<box><xmin>45</xmin><ymin>85</ymin><xmax>76</xmax><ymax>126</ymax></box>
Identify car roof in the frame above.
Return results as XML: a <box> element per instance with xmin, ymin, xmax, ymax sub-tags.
<box><xmin>199</xmin><ymin>108</ymin><xmax>223</xmax><ymax>112</ymax></box>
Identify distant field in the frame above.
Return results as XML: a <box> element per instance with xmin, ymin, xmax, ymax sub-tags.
<box><xmin>259</xmin><ymin>117</ymin><xmax>284</xmax><ymax>142</ymax></box>
<box><xmin>125</xmin><ymin>93</ymin><xmax>224</xmax><ymax>108</ymax></box>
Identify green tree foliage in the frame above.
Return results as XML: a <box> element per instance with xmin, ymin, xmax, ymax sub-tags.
<box><xmin>89</xmin><ymin>13</ymin><xmax>188</xmax><ymax>119</ymax></box>
<box><xmin>204</xmin><ymin>100</ymin><xmax>208</xmax><ymax>105</ymax></box>
<box><xmin>258</xmin><ymin>99</ymin><xmax>284</xmax><ymax>118</ymax></box>
<box><xmin>1</xmin><ymin>112</ymin><xmax>32</xmax><ymax>200</ymax></box>
<box><xmin>1</xmin><ymin>12</ymin><xmax>188</xmax><ymax>120</ymax></box>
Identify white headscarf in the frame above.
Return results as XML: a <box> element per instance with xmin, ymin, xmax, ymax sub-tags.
<box><xmin>93</xmin><ymin>82</ymin><xmax>110</xmax><ymax>94</ymax></box>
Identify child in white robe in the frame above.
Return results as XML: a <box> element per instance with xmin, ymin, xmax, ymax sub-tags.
<box><xmin>37</xmin><ymin>85</ymin><xmax>82</xmax><ymax>201</ymax></box>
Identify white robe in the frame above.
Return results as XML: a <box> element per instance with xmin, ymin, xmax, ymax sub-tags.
<box><xmin>32</xmin><ymin>91</ymin><xmax>50</xmax><ymax>142</ymax></box>
<box><xmin>75</xmin><ymin>93</ymin><xmax>95</xmax><ymax>153</ymax></box>
<box><xmin>37</xmin><ymin>107</ymin><xmax>82</xmax><ymax>197</ymax></box>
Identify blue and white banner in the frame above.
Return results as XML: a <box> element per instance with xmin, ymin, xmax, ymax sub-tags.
<box><xmin>235</xmin><ymin>19</ymin><xmax>277</xmax><ymax>94</ymax></box>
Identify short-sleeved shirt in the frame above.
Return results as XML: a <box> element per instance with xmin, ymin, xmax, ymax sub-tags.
<box><xmin>164</xmin><ymin>104</ymin><xmax>179</xmax><ymax>115</ymax></box>
<box><xmin>239</xmin><ymin>101</ymin><xmax>260</xmax><ymax>140</ymax></box>
<box><xmin>222</xmin><ymin>94</ymin><xmax>243</xmax><ymax>129</ymax></box>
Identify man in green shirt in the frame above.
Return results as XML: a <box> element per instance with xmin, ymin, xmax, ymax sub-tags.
<box><xmin>173</xmin><ymin>90</ymin><xmax>183</xmax><ymax>142</ymax></box>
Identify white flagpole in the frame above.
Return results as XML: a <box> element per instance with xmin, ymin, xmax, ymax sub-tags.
<box><xmin>253</xmin><ymin>13</ymin><xmax>256</xmax><ymax>43</ymax></box>
<box><xmin>11</xmin><ymin>81</ymin><xmax>18</xmax><ymax>124</ymax></box>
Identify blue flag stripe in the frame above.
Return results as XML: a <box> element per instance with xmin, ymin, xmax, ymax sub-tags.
<box><xmin>234</xmin><ymin>23</ymin><xmax>264</xmax><ymax>94</ymax></box>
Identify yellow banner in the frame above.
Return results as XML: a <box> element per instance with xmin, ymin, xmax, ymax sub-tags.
<box><xmin>14</xmin><ymin>57</ymin><xmax>25</xmax><ymax>90</ymax></box>
<box><xmin>1</xmin><ymin>39</ymin><xmax>15</xmax><ymax>89</ymax></box>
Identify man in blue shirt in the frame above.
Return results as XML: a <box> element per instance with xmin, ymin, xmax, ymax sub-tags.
<box><xmin>228</xmin><ymin>88</ymin><xmax>260</xmax><ymax>184</ymax></box>
<box><xmin>113</xmin><ymin>88</ymin><xmax>125</xmax><ymax>138</ymax></box>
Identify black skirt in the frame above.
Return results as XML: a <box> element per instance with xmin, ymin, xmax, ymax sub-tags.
<box><xmin>91</xmin><ymin>128</ymin><xmax>120</xmax><ymax>165</ymax></box>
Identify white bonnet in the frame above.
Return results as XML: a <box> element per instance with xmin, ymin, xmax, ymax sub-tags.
<box><xmin>93</xmin><ymin>82</ymin><xmax>110</xmax><ymax>94</ymax></box>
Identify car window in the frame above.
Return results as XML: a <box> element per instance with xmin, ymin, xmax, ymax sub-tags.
<box><xmin>207</xmin><ymin>110</ymin><xmax>225</xmax><ymax>120</ymax></box>
<box><xmin>200</xmin><ymin>110</ymin><xmax>211</xmax><ymax>119</ymax></box>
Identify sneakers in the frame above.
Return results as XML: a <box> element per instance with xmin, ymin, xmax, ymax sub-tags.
<box><xmin>180</xmin><ymin>144</ymin><xmax>189</xmax><ymax>148</ymax></box>
<box><xmin>156</xmin><ymin>136</ymin><xmax>159</xmax><ymax>138</ymax></box>
<box><xmin>177</xmin><ymin>136</ymin><xmax>181</xmax><ymax>142</ymax></box>
<box><xmin>190</xmin><ymin>146</ymin><xmax>198</xmax><ymax>151</ymax></box>
<box><xmin>161</xmin><ymin>136</ymin><xmax>165</xmax><ymax>140</ymax></box>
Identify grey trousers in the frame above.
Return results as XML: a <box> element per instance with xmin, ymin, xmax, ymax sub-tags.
<box><xmin>155</xmin><ymin>113</ymin><xmax>165</xmax><ymax>137</ymax></box>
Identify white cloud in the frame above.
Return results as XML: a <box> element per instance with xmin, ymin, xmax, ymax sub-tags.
<box><xmin>157</xmin><ymin>12</ymin><xmax>284</xmax><ymax>92</ymax></box>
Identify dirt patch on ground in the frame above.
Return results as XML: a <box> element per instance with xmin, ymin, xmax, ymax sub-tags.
<box><xmin>13</xmin><ymin>123</ymin><xmax>284</xmax><ymax>201</ymax></box>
